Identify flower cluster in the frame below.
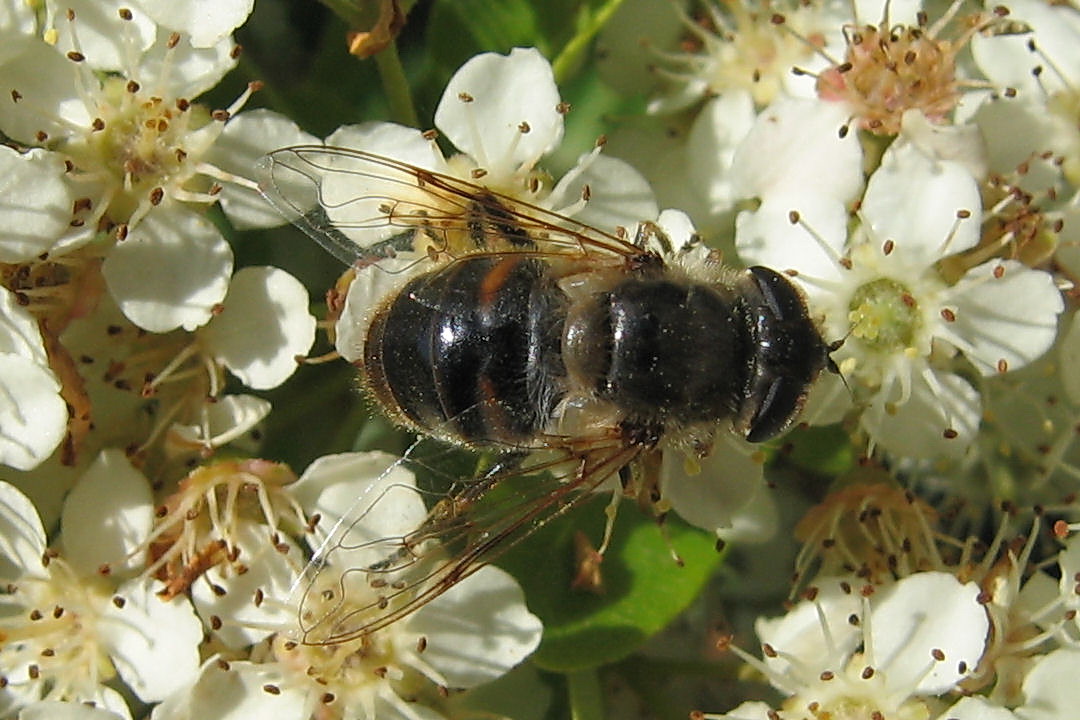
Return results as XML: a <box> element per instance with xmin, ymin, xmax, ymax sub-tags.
<box><xmin>3</xmin><ymin>0</ymin><xmax>1080</xmax><ymax>719</ymax></box>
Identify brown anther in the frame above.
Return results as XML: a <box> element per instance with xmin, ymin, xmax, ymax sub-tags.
<box><xmin>149</xmin><ymin>187</ymin><xmax>165</xmax><ymax>205</ymax></box>
<box><xmin>66</xmin><ymin>51</ymin><xmax>85</xmax><ymax>62</ymax></box>
<box><xmin>556</xmin><ymin>101</ymin><xmax>571</xmax><ymax>114</ymax></box>
<box><xmin>230</xmin><ymin>44</ymin><xmax>242</xmax><ymax>59</ymax></box>
<box><xmin>762</xmin><ymin>643</ymin><xmax>778</xmax><ymax>657</ymax></box>
<box><xmin>997</xmin><ymin>358</ymin><xmax>1008</xmax><ymax>373</ymax></box>
<box><xmin>471</xmin><ymin>168</ymin><xmax>488</xmax><ymax>179</ymax></box>
<box><xmin>262</xmin><ymin>684</ymin><xmax>281</xmax><ymax>695</ymax></box>
<box><xmin>112</xmin><ymin>595</ymin><xmax>126</xmax><ymax>608</ymax></box>
<box><xmin>956</xmin><ymin>209</ymin><xmax>971</xmax><ymax>219</ymax></box>
<box><xmin>249</xmin><ymin>80</ymin><xmax>264</xmax><ymax>92</ymax></box>
<box><xmin>91</xmin><ymin>118</ymin><xmax>105</xmax><ymax>131</ymax></box>
<box><xmin>212</xmin><ymin>109</ymin><xmax>231</xmax><ymax>122</ymax></box>
<box><xmin>771</xmin><ymin>13</ymin><xmax>785</xmax><ymax>24</ymax></box>
<box><xmin>126</xmin><ymin>80</ymin><xmax>140</xmax><ymax>93</ymax></box>
<box><xmin>820</xmin><ymin>670</ymin><xmax>835</xmax><ymax>680</ymax></box>
<box><xmin>321</xmin><ymin>693</ymin><xmax>336</xmax><ymax>704</ymax></box>
<box><xmin>176</xmin><ymin>98</ymin><xmax>190</xmax><ymax>111</ymax></box>
<box><xmin>518</xmin><ymin>121</ymin><xmax>531</xmax><ymax>133</ymax></box>
<box><xmin>422</xmin><ymin>128</ymin><xmax>439</xmax><ymax>140</ymax></box>
<box><xmin>788</xmin><ymin>210</ymin><xmax>800</xmax><ymax>224</ymax></box>
<box><xmin>882</xmin><ymin>239</ymin><xmax>895</xmax><ymax>255</ymax></box>
<box><xmin>943</xmin><ymin>428</ymin><xmax>958</xmax><ymax>439</ymax></box>
<box><xmin>35</xmin><ymin>131</ymin><xmax>48</xmax><ymax>142</ymax></box>
<box><xmin>167</xmin><ymin>32</ymin><xmax>181</xmax><ymax>49</ymax></box>
<box><xmin>861</xmin><ymin>666</ymin><xmax>875</xmax><ymax>679</ymax></box>
<box><xmin>931</xmin><ymin>648</ymin><xmax>945</xmax><ymax>661</ymax></box>
<box><xmin>210</xmin><ymin>615</ymin><xmax>223</xmax><ymax>630</ymax></box>
<box><xmin>457</xmin><ymin>92</ymin><xmax>474</xmax><ymax>103</ymax></box>
<box><xmin>940</xmin><ymin>308</ymin><xmax>956</xmax><ymax>322</ymax></box>
<box><xmin>119</xmin><ymin>7</ymin><xmax>133</xmax><ymax>20</ymax></box>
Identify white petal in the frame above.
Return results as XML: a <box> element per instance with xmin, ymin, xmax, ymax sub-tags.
<box><xmin>200</xmin><ymin>266</ymin><xmax>315</xmax><ymax>389</ymax></box>
<box><xmin>686</xmin><ymin>91</ymin><xmax>757</xmax><ymax>214</ymax></box>
<box><xmin>662</xmin><ymin>437</ymin><xmax>766</xmax><ymax>537</ymax></box>
<box><xmin>60</xmin><ymin>449</ymin><xmax>153</xmax><ymax>574</ymax></box>
<box><xmin>151</xmin><ymin>660</ymin><xmax>307</xmax><ymax>720</ymax></box>
<box><xmin>972</xmin><ymin>96</ymin><xmax>1072</xmax><ymax>190</ymax></box>
<box><xmin>897</xmin><ymin>111</ymin><xmax>988</xmax><ymax>181</ymax></box>
<box><xmin>851</xmin><ymin>0</ymin><xmax>920</xmax><ymax>26</ymax></box>
<box><xmin>293</xmin><ymin>452</ymin><xmax>427</xmax><ymax>567</ymax></box>
<box><xmin>547</xmin><ymin>153</ymin><xmax>657</xmax><ymax>232</ymax></box>
<box><xmin>51</xmin><ymin>0</ymin><xmax>157</xmax><ymax>71</ymax></box>
<box><xmin>0</xmin><ymin>287</ymin><xmax>48</xmax><ymax>365</ymax></box>
<box><xmin>190</xmin><ymin>523</ymin><xmax>299</xmax><ymax>649</ymax></box>
<box><xmin>407</xmin><ymin>565</ymin><xmax>542</xmax><ymax>688</ymax></box>
<box><xmin>0</xmin><ymin>147</ymin><xmax>78</xmax><ymax>262</ymax></box>
<box><xmin>734</xmin><ymin>195</ymin><xmax>849</xmax><ymax>288</ymax></box>
<box><xmin>334</xmin><ymin>256</ymin><xmax>424</xmax><ymax>362</ymax></box>
<box><xmin>729</xmin><ymin>96</ymin><xmax>862</xmax><ymax>203</ymax></box>
<box><xmin>1056</xmin><ymin>534</ymin><xmax>1080</xmax><ymax>607</ymax></box>
<box><xmin>435</xmin><ymin>48</ymin><xmax>563</xmax><ymax>174</ymax></box>
<box><xmin>19</xmin><ymin>700</ymin><xmax>129</xmax><ymax>720</ymax></box>
<box><xmin>971</xmin><ymin>0</ymin><xmax>1080</xmax><ymax>97</ymax></box>
<box><xmin>945</xmin><ymin>261</ymin><xmax>1062</xmax><ymax>375</ymax></box>
<box><xmin>135</xmin><ymin>0</ymin><xmax>253</xmax><ymax>47</ymax></box>
<box><xmin>1016</xmin><ymin>649</ymin><xmax>1080</xmax><ymax>720</ymax></box>
<box><xmin>101</xmin><ymin>577</ymin><xmax>202</xmax><ymax>702</ymax></box>
<box><xmin>133</xmin><ymin>27</ymin><xmax>238</xmax><ymax>100</ymax></box>
<box><xmin>0</xmin><ymin>42</ymin><xmax>90</xmax><ymax>144</ymax></box>
<box><xmin>871</xmin><ymin>572</ymin><xmax>987</xmax><ymax>694</ymax></box>
<box><xmin>167</xmin><ymin>393</ymin><xmax>271</xmax><ymax>448</ymax></box>
<box><xmin>862</xmin><ymin>368</ymin><xmax>980</xmax><ymax>459</ymax></box>
<box><xmin>705</xmin><ymin>701</ymin><xmax>775</xmax><ymax>720</ymax></box>
<box><xmin>755</xmin><ymin>578</ymin><xmax>863</xmax><ymax>681</ymax></box>
<box><xmin>0</xmin><ymin>353</ymin><xmax>67</xmax><ymax>471</ymax></box>
<box><xmin>654</xmin><ymin>209</ymin><xmax>697</xmax><ymax>254</ymax></box>
<box><xmin>0</xmin><ymin>0</ymin><xmax>35</xmax><ymax>65</ymax></box>
<box><xmin>211</xmin><ymin>109</ymin><xmax>320</xmax><ymax>229</ymax></box>
<box><xmin>940</xmin><ymin>696</ymin><xmax>1019</xmax><ymax>720</ymax></box>
<box><xmin>103</xmin><ymin>206</ymin><xmax>233</xmax><ymax>332</ymax></box>
<box><xmin>0</xmin><ymin>480</ymin><xmax>47</xmax><ymax>577</ymax></box>
<box><xmin>861</xmin><ymin>143</ymin><xmax>981</xmax><ymax>268</ymax></box>
<box><xmin>325</xmin><ymin>122</ymin><xmax>449</xmax><ymax>172</ymax></box>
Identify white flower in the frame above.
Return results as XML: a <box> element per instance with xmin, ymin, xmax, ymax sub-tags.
<box><xmin>0</xmin><ymin>7</ymin><xmax>316</xmax><ymax>332</ymax></box>
<box><xmin>736</xmin><ymin>136</ymin><xmax>1063</xmax><ymax>458</ymax></box>
<box><xmin>708</xmin><ymin>573</ymin><xmax>989</xmax><ymax>719</ymax></box>
<box><xmin>158</xmin><ymin>451</ymin><xmax>543</xmax><ymax>720</ymax></box>
<box><xmin>0</xmin><ymin>287</ymin><xmax>67</xmax><ymax>471</ymax></box>
<box><xmin>0</xmin><ymin>455</ymin><xmax>201</xmax><ymax>718</ymax></box>
<box><xmin>970</xmin><ymin>0</ymin><xmax>1080</xmax><ymax>187</ymax></box>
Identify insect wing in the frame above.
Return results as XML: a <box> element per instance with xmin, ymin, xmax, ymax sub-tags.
<box><xmin>256</xmin><ymin>146</ymin><xmax>644</xmax><ymax>269</ymax></box>
<box><xmin>294</xmin><ymin>438</ymin><xmax>641</xmax><ymax>645</ymax></box>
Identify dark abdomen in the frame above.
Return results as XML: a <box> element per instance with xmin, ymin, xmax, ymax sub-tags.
<box><xmin>362</xmin><ymin>255</ymin><xmax>565</xmax><ymax>447</ymax></box>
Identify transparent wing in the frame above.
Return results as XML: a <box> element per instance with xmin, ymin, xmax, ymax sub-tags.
<box><xmin>256</xmin><ymin>146</ymin><xmax>645</xmax><ymax>268</ymax></box>
<box><xmin>294</xmin><ymin>427</ymin><xmax>641</xmax><ymax>646</ymax></box>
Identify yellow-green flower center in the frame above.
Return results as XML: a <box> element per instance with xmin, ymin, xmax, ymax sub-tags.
<box><xmin>848</xmin><ymin>277</ymin><xmax>921</xmax><ymax>352</ymax></box>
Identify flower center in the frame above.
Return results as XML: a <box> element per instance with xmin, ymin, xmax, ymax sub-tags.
<box><xmin>817</xmin><ymin>23</ymin><xmax>960</xmax><ymax>134</ymax></box>
<box><xmin>847</xmin><ymin>277</ymin><xmax>921</xmax><ymax>352</ymax></box>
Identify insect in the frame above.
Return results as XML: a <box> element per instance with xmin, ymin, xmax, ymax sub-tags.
<box><xmin>257</xmin><ymin>146</ymin><xmax>831</xmax><ymax>645</ymax></box>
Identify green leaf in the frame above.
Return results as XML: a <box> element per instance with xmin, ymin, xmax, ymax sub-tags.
<box><xmin>427</xmin><ymin>0</ymin><xmax>544</xmax><ymax>72</ymax></box>
<box><xmin>783</xmin><ymin>424</ymin><xmax>855</xmax><ymax>478</ymax></box>
<box><xmin>497</xmin><ymin>491</ymin><xmax>723</xmax><ymax>672</ymax></box>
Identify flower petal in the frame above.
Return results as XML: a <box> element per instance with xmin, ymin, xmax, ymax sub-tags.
<box><xmin>940</xmin><ymin>696</ymin><xmax>1019</xmax><ymax>720</ymax></box>
<box><xmin>135</xmin><ymin>0</ymin><xmax>253</xmax><ymax>47</ymax></box>
<box><xmin>944</xmin><ymin>260</ymin><xmax>1062</xmax><ymax>376</ymax></box>
<box><xmin>0</xmin><ymin>480</ymin><xmax>47</xmax><ymax>578</ymax></box>
<box><xmin>685</xmin><ymin>91</ymin><xmax>757</xmax><ymax>217</ymax></box>
<box><xmin>101</xmin><ymin>577</ymin><xmax>202</xmax><ymax>702</ymax></box>
<box><xmin>546</xmin><ymin>152</ymin><xmax>657</xmax><ymax>232</ymax></box>
<box><xmin>871</xmin><ymin>572</ymin><xmax>988</xmax><ymax>695</ymax></box>
<box><xmin>190</xmin><ymin>523</ymin><xmax>299</xmax><ymax>649</ymax></box>
<box><xmin>103</xmin><ymin>206</ymin><xmax>233</xmax><ymax>332</ymax></box>
<box><xmin>0</xmin><ymin>147</ymin><xmax>78</xmax><ymax>263</ymax></box>
<box><xmin>1016</xmin><ymin>648</ymin><xmax>1080</xmax><ymax>720</ymax></box>
<box><xmin>211</xmin><ymin>109</ymin><xmax>320</xmax><ymax>229</ymax></box>
<box><xmin>133</xmin><ymin>26</ymin><xmax>238</xmax><ymax>100</ymax></box>
<box><xmin>19</xmin><ymin>700</ymin><xmax>129</xmax><ymax>720</ymax></box>
<box><xmin>434</xmin><ymin>48</ymin><xmax>563</xmax><ymax>175</ymax></box>
<box><xmin>52</xmin><ymin>0</ymin><xmax>157</xmax><ymax>71</ymax></box>
<box><xmin>0</xmin><ymin>43</ymin><xmax>91</xmax><ymax>144</ymax></box>
<box><xmin>730</xmin><ymin>96</ymin><xmax>862</xmax><ymax>203</ymax></box>
<box><xmin>292</xmin><ymin>452</ymin><xmax>427</xmax><ymax>567</ymax></box>
<box><xmin>60</xmin><ymin>450</ymin><xmax>153</xmax><ymax>575</ymax></box>
<box><xmin>862</xmin><ymin>368</ymin><xmax>980</xmax><ymax>459</ymax></box>
<box><xmin>0</xmin><ymin>287</ymin><xmax>49</xmax><ymax>365</ymax></box>
<box><xmin>199</xmin><ymin>266</ymin><xmax>315</xmax><ymax>389</ymax></box>
<box><xmin>167</xmin><ymin>393</ymin><xmax>271</xmax><ymax>449</ymax></box>
<box><xmin>0</xmin><ymin>353</ymin><xmax>66</xmax><ymax>471</ymax></box>
<box><xmin>407</xmin><ymin>565</ymin><xmax>542</xmax><ymax>688</ymax></box>
<box><xmin>860</xmin><ymin>143</ymin><xmax>981</xmax><ymax>268</ymax></box>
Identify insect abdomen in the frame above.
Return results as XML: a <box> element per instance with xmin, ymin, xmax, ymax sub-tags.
<box><xmin>362</xmin><ymin>255</ymin><xmax>566</xmax><ymax>447</ymax></box>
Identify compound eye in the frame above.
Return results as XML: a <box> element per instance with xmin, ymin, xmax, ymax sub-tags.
<box><xmin>744</xmin><ymin>375</ymin><xmax>807</xmax><ymax>443</ymax></box>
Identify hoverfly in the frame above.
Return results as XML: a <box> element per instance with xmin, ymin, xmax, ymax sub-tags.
<box><xmin>257</xmin><ymin>146</ymin><xmax>830</xmax><ymax>645</ymax></box>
